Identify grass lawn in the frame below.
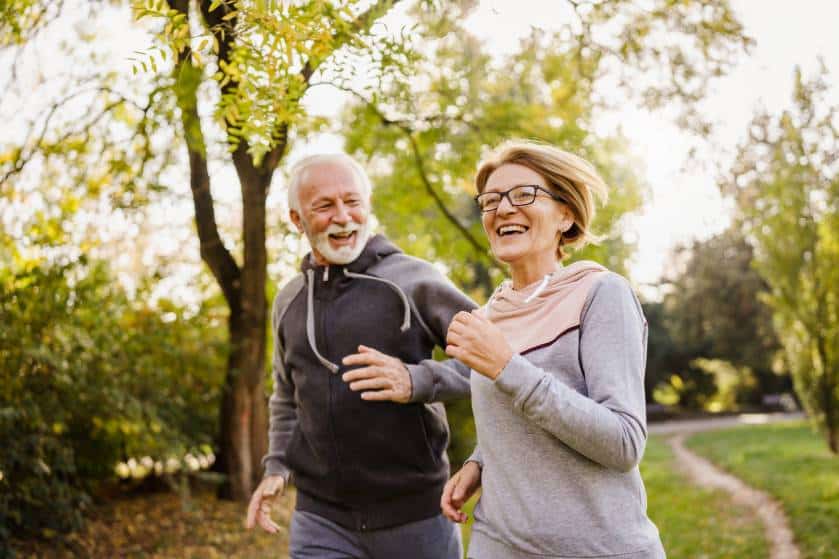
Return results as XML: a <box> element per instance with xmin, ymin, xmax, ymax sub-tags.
<box><xmin>687</xmin><ymin>421</ymin><xmax>839</xmax><ymax>559</ymax></box>
<box><xmin>459</xmin><ymin>436</ymin><xmax>767</xmax><ymax>559</ymax></box>
<box><xmin>642</xmin><ymin>436</ymin><xmax>768</xmax><ymax>559</ymax></box>
<box><xmin>459</xmin><ymin>492</ymin><xmax>480</xmax><ymax>554</ymax></box>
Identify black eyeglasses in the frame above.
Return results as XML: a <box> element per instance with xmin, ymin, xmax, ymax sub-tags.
<box><xmin>475</xmin><ymin>185</ymin><xmax>565</xmax><ymax>213</ymax></box>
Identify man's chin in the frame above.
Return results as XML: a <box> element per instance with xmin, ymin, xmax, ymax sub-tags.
<box><xmin>314</xmin><ymin>237</ymin><xmax>367</xmax><ymax>265</ymax></box>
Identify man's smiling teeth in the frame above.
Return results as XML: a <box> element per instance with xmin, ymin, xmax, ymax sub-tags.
<box><xmin>497</xmin><ymin>225</ymin><xmax>528</xmax><ymax>236</ymax></box>
<box><xmin>330</xmin><ymin>231</ymin><xmax>355</xmax><ymax>239</ymax></box>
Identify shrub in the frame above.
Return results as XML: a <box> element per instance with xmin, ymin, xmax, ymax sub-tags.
<box><xmin>0</xmin><ymin>257</ymin><xmax>226</xmax><ymax>548</ymax></box>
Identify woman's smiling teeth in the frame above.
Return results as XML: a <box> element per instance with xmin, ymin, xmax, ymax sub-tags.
<box><xmin>497</xmin><ymin>224</ymin><xmax>529</xmax><ymax>236</ymax></box>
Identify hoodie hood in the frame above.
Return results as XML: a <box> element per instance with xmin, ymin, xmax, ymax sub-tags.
<box><xmin>480</xmin><ymin>260</ymin><xmax>608</xmax><ymax>353</ymax></box>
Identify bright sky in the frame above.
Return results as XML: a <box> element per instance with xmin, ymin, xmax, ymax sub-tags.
<box><xmin>3</xmin><ymin>1</ymin><xmax>839</xmax><ymax>300</ymax></box>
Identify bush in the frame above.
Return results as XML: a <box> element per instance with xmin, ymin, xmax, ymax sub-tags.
<box><xmin>0</xmin><ymin>257</ymin><xmax>226</xmax><ymax>549</ymax></box>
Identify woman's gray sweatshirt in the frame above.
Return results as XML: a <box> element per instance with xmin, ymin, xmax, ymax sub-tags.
<box><xmin>467</xmin><ymin>272</ymin><xmax>665</xmax><ymax>559</ymax></box>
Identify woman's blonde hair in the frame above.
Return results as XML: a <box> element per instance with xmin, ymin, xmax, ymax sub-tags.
<box><xmin>475</xmin><ymin>139</ymin><xmax>608</xmax><ymax>260</ymax></box>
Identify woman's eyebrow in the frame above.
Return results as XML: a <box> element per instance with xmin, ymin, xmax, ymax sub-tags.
<box><xmin>484</xmin><ymin>183</ymin><xmax>537</xmax><ymax>192</ymax></box>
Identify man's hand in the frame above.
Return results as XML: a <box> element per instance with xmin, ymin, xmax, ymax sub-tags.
<box><xmin>445</xmin><ymin>310</ymin><xmax>513</xmax><ymax>380</ymax></box>
<box><xmin>440</xmin><ymin>461</ymin><xmax>482</xmax><ymax>523</ymax></box>
<box><xmin>245</xmin><ymin>475</ymin><xmax>285</xmax><ymax>533</ymax></box>
<box><xmin>341</xmin><ymin>345</ymin><xmax>412</xmax><ymax>403</ymax></box>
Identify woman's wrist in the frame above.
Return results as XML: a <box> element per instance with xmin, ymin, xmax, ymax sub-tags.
<box><xmin>489</xmin><ymin>350</ymin><xmax>514</xmax><ymax>380</ymax></box>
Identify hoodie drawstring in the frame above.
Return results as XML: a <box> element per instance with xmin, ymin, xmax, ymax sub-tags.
<box><xmin>343</xmin><ymin>269</ymin><xmax>411</xmax><ymax>332</ymax></box>
<box><xmin>306</xmin><ymin>269</ymin><xmax>340</xmax><ymax>373</ymax></box>
<box><xmin>304</xmin><ymin>267</ymin><xmax>413</xmax><ymax>375</ymax></box>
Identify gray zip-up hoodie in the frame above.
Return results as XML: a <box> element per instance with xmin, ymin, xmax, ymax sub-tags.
<box><xmin>262</xmin><ymin>235</ymin><xmax>476</xmax><ymax>531</ymax></box>
<box><xmin>467</xmin><ymin>272</ymin><xmax>665</xmax><ymax>558</ymax></box>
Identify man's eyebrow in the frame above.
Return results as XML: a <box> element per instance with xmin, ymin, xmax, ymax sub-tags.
<box><xmin>310</xmin><ymin>195</ymin><xmax>334</xmax><ymax>205</ymax></box>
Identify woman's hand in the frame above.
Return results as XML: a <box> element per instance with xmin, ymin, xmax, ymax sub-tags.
<box><xmin>441</xmin><ymin>461</ymin><xmax>482</xmax><ymax>523</ymax></box>
<box><xmin>445</xmin><ymin>310</ymin><xmax>513</xmax><ymax>380</ymax></box>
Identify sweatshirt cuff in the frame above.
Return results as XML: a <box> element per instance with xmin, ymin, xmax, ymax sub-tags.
<box><xmin>262</xmin><ymin>459</ymin><xmax>291</xmax><ymax>484</ymax></box>
<box><xmin>494</xmin><ymin>353</ymin><xmax>546</xmax><ymax>400</ymax></box>
<box><xmin>406</xmin><ymin>363</ymin><xmax>433</xmax><ymax>402</ymax></box>
<box><xmin>465</xmin><ymin>447</ymin><xmax>483</xmax><ymax>469</ymax></box>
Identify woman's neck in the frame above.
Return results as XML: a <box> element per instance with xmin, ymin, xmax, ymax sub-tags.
<box><xmin>510</xmin><ymin>258</ymin><xmax>561</xmax><ymax>290</ymax></box>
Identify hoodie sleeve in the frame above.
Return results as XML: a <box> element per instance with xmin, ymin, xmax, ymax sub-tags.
<box><xmin>371</xmin><ymin>254</ymin><xmax>478</xmax><ymax>403</ymax></box>
<box><xmin>490</xmin><ymin>273</ymin><xmax>648</xmax><ymax>472</ymax></box>
<box><xmin>406</xmin><ymin>358</ymin><xmax>473</xmax><ymax>403</ymax></box>
<box><xmin>405</xmin><ymin>263</ymin><xmax>478</xmax><ymax>403</ymax></box>
<box><xmin>261</xmin><ymin>291</ymin><xmax>299</xmax><ymax>482</ymax></box>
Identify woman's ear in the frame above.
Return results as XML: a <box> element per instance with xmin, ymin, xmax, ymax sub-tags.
<box><xmin>559</xmin><ymin>206</ymin><xmax>574</xmax><ymax>234</ymax></box>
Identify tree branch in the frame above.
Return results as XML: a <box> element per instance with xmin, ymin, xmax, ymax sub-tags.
<box><xmin>259</xmin><ymin>0</ymin><xmax>404</xmax><ymax>173</ymax></box>
<box><xmin>404</xmin><ymin>133</ymin><xmax>490</xmax><ymax>257</ymax></box>
<box><xmin>0</xmin><ymin>83</ymin><xmax>134</xmax><ymax>185</ymax></box>
<box><xmin>169</xmin><ymin>0</ymin><xmax>241</xmax><ymax>309</ymax></box>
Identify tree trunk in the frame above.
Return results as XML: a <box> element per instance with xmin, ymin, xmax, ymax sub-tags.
<box><xmin>216</xmin><ymin>148</ymin><xmax>272</xmax><ymax>500</ymax></box>
<box><xmin>217</xmin><ymin>306</ymin><xmax>268</xmax><ymax>500</ymax></box>
<box><xmin>175</xmin><ymin>60</ymin><xmax>271</xmax><ymax>501</ymax></box>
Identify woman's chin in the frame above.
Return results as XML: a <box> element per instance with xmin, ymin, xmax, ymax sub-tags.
<box><xmin>491</xmin><ymin>248</ymin><xmax>526</xmax><ymax>264</ymax></box>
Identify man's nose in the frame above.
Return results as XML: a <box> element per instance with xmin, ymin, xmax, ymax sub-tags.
<box><xmin>332</xmin><ymin>201</ymin><xmax>350</xmax><ymax>224</ymax></box>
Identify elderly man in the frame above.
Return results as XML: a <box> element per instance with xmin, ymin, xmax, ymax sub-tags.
<box><xmin>245</xmin><ymin>153</ymin><xmax>475</xmax><ymax>558</ymax></box>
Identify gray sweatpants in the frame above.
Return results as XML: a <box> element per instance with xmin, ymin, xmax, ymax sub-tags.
<box><xmin>289</xmin><ymin>510</ymin><xmax>462</xmax><ymax>559</ymax></box>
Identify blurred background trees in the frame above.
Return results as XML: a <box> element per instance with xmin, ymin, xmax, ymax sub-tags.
<box><xmin>646</xmin><ymin>226</ymin><xmax>786</xmax><ymax>411</ymax></box>
<box><xmin>2</xmin><ymin>0</ymin><xmax>838</xmax><ymax>551</ymax></box>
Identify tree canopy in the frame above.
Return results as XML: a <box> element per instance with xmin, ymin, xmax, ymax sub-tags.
<box><xmin>722</xmin><ymin>64</ymin><xmax>839</xmax><ymax>452</ymax></box>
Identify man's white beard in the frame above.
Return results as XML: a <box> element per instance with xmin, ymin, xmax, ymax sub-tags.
<box><xmin>309</xmin><ymin>221</ymin><xmax>370</xmax><ymax>265</ymax></box>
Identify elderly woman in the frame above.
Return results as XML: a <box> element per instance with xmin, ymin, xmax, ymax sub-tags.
<box><xmin>441</xmin><ymin>140</ymin><xmax>665</xmax><ymax>558</ymax></box>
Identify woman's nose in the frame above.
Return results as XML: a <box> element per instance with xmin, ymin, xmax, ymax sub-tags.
<box><xmin>496</xmin><ymin>195</ymin><xmax>517</xmax><ymax>215</ymax></box>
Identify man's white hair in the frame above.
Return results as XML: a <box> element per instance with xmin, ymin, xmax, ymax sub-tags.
<box><xmin>287</xmin><ymin>153</ymin><xmax>373</xmax><ymax>213</ymax></box>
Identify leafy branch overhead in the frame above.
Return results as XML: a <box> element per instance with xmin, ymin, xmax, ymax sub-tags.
<box><xmin>131</xmin><ymin>0</ymin><xmax>413</xmax><ymax>165</ymax></box>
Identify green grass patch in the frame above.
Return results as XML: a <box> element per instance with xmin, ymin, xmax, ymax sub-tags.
<box><xmin>642</xmin><ymin>436</ymin><xmax>768</xmax><ymax>559</ymax></box>
<box><xmin>459</xmin><ymin>491</ymin><xmax>479</xmax><ymax>557</ymax></box>
<box><xmin>687</xmin><ymin>421</ymin><xmax>839</xmax><ymax>559</ymax></box>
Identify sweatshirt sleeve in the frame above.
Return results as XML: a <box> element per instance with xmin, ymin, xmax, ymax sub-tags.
<box><xmin>405</xmin><ymin>265</ymin><xmax>478</xmax><ymax>403</ymax></box>
<box><xmin>407</xmin><ymin>358</ymin><xmax>472</xmax><ymax>403</ymax></box>
<box><xmin>261</xmin><ymin>295</ymin><xmax>298</xmax><ymax>482</ymax></box>
<box><xmin>466</xmin><ymin>445</ymin><xmax>483</xmax><ymax>468</ymax></box>
<box><xmin>492</xmin><ymin>274</ymin><xmax>648</xmax><ymax>472</ymax></box>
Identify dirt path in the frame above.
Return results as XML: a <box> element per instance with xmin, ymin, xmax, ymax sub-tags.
<box><xmin>655</xmin><ymin>415</ymin><xmax>801</xmax><ymax>559</ymax></box>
